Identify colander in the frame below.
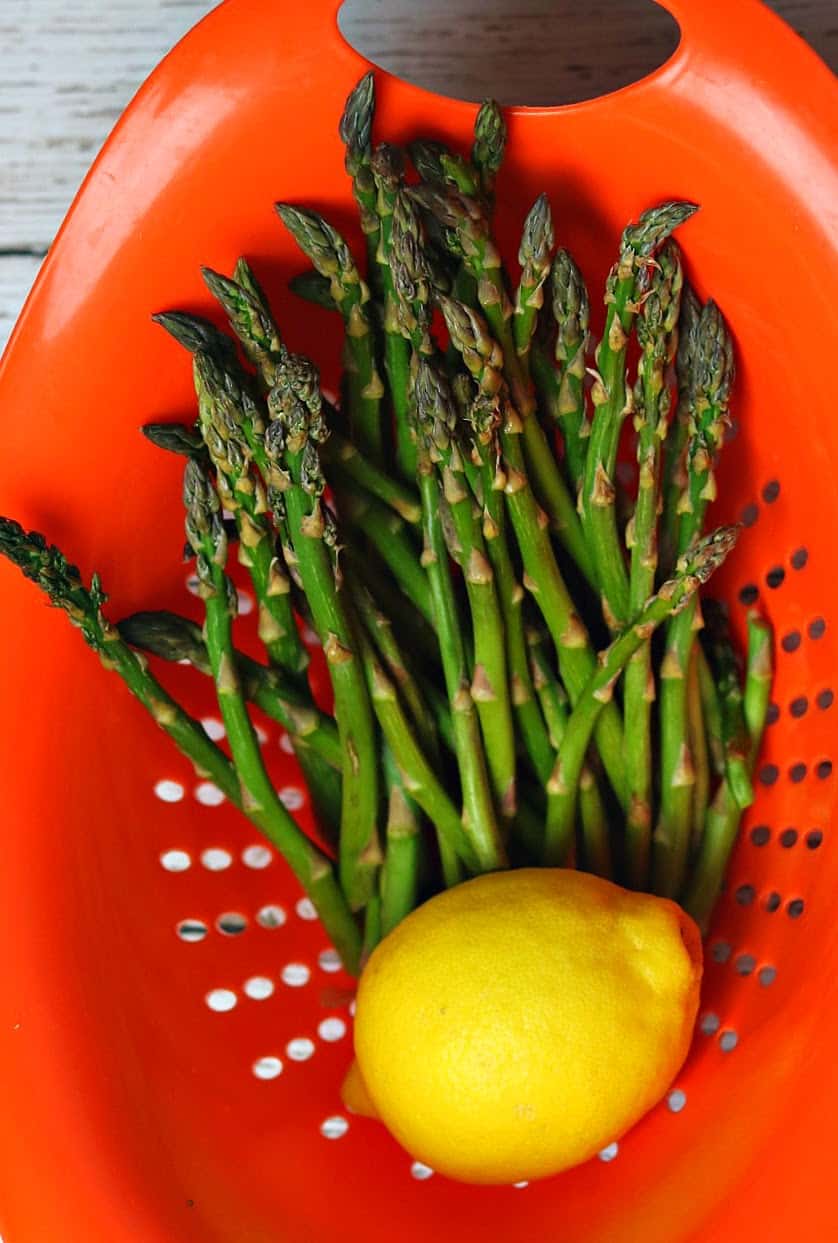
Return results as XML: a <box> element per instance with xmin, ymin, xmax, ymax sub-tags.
<box><xmin>0</xmin><ymin>0</ymin><xmax>836</xmax><ymax>1238</ymax></box>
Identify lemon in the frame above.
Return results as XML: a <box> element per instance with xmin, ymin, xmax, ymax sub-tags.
<box><xmin>349</xmin><ymin>868</ymin><xmax>702</xmax><ymax>1184</ymax></box>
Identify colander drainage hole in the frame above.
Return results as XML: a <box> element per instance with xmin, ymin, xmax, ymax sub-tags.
<box><xmin>790</xmin><ymin>547</ymin><xmax>808</xmax><ymax>571</ymax></box>
<box><xmin>735</xmin><ymin>884</ymin><xmax>756</xmax><ymax>905</ymax></box>
<box><xmin>318</xmin><ymin>1017</ymin><xmax>347</xmax><ymax>1042</ymax></box>
<box><xmin>710</xmin><ymin>941</ymin><xmax>732</xmax><ymax>964</ymax></box>
<box><xmin>779</xmin><ymin>828</ymin><xmax>798</xmax><ymax>848</ymax></box>
<box><xmin>244</xmin><ymin>976</ymin><xmax>275</xmax><ymax>1000</ymax></box>
<box><xmin>201</xmin><ymin>848</ymin><xmax>233</xmax><ymax>871</ymax></box>
<box><xmin>598</xmin><ymin>1143</ymin><xmax>619</xmax><ymax>1163</ymax></box>
<box><xmin>817</xmin><ymin>689</ymin><xmax>834</xmax><ymax>711</ymax></box>
<box><xmin>281</xmin><ymin>962</ymin><xmax>311</xmax><ymax>987</ymax></box>
<box><xmin>790</xmin><ymin>696</ymin><xmax>808</xmax><ymax>718</ymax></box>
<box><xmin>781</xmin><ymin>630</ymin><xmax>801</xmax><ymax>654</ymax></box>
<box><xmin>286</xmin><ymin>1037</ymin><xmax>315</xmax><ymax>1061</ymax></box>
<box><xmin>237</xmin><ymin>589</ymin><xmax>254</xmax><ymax>615</ymax></box>
<box><xmin>280</xmin><ymin>786</ymin><xmax>305</xmax><ymax>811</ymax></box>
<box><xmin>201</xmin><ymin>716</ymin><xmax>225</xmax><ymax>741</ymax></box>
<box><xmin>719</xmin><ymin>1030</ymin><xmax>738</xmax><ymax>1053</ymax></box>
<box><xmin>762</xmin><ymin>480</ymin><xmax>780</xmax><ymax>504</ymax></box>
<box><xmin>699</xmin><ymin>1012</ymin><xmax>720</xmax><ymax>1035</ymax></box>
<box><xmin>155</xmin><ymin>780</ymin><xmax>185</xmax><ymax>804</ymax></box>
<box><xmin>256</xmin><ymin>904</ymin><xmax>287</xmax><ymax>929</ymax></box>
<box><xmin>160</xmin><ymin>849</ymin><xmax>191</xmax><ymax>872</ymax></box>
<box><xmin>242</xmin><ymin>844</ymin><xmax>273</xmax><ymax>869</ymax></box>
<box><xmin>734</xmin><ymin>954</ymin><xmax>756</xmax><ymax>977</ymax></box>
<box><xmin>750</xmin><ymin>825</ymin><xmax>771</xmax><ymax>846</ymax></box>
<box><xmin>809</xmin><ymin>618</ymin><xmax>827</xmax><ymax>641</ymax></box>
<box><xmin>206</xmin><ymin>989</ymin><xmax>237</xmax><ymax>1013</ymax></box>
<box><xmin>195</xmin><ymin>781</ymin><xmax>225</xmax><ymax>806</ymax></box>
<box><xmin>253</xmin><ymin>1056</ymin><xmax>283</xmax><ymax>1080</ymax></box>
<box><xmin>758</xmin><ymin>966</ymin><xmax>777</xmax><ymax>987</ymax></box>
<box><xmin>322</xmin><ymin>1116</ymin><xmax>350</xmax><ymax>1140</ymax></box>
<box><xmin>216</xmin><ymin>912</ymin><xmax>248</xmax><ymax>936</ymax></box>
<box><xmin>667</xmin><ymin>1089</ymin><xmax>687</xmax><ymax>1113</ymax></box>
<box><xmin>806</xmin><ymin>830</ymin><xmax>823</xmax><ymax>850</ymax></box>
<box><xmin>410</xmin><ymin>1159</ymin><xmax>434</xmax><ymax>1178</ymax></box>
<box><xmin>278</xmin><ymin>732</ymin><xmax>295</xmax><ymax>754</ymax></box>
<box><xmin>319</xmin><ymin>948</ymin><xmax>343</xmax><ymax>973</ymax></box>
<box><xmin>296</xmin><ymin>897</ymin><xmax>318</xmax><ymax>921</ymax></box>
<box><xmin>787</xmin><ymin>898</ymin><xmax>805</xmax><ymax>919</ymax></box>
<box><xmin>177</xmin><ymin>920</ymin><xmax>208</xmax><ymax>942</ymax></box>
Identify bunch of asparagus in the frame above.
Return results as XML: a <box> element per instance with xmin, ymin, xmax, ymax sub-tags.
<box><xmin>0</xmin><ymin>74</ymin><xmax>772</xmax><ymax>974</ymax></box>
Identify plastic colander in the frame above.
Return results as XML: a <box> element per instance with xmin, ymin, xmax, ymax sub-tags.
<box><xmin>0</xmin><ymin>1</ymin><xmax>836</xmax><ymax>1239</ymax></box>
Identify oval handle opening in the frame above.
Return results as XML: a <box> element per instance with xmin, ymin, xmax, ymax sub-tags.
<box><xmin>337</xmin><ymin>0</ymin><xmax>681</xmax><ymax>107</ymax></box>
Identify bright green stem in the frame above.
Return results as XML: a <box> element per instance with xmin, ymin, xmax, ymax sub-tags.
<box><xmin>698</xmin><ymin>646</ymin><xmax>725</xmax><ymax>777</ymax></box>
<box><xmin>418</xmin><ymin>466</ymin><xmax>506</xmax><ymax>871</ymax></box>
<box><xmin>688</xmin><ymin>645</ymin><xmax>710</xmax><ymax>855</ymax></box>
<box><xmin>544</xmin><ymin>525</ymin><xmax>737</xmax><ymax>866</ymax></box>
<box><xmin>338</xmin><ymin>488</ymin><xmax>432</xmax><ymax>625</ymax></box>
<box><xmin>380</xmin><ymin>771</ymin><xmax>422</xmax><ymax>937</ymax></box>
<box><xmin>654</xmin><ymin>601</ymin><xmax>697</xmax><ymax>898</ymax></box>
<box><xmin>385</xmin><ymin>328</ymin><xmax>416</xmax><ymax>479</ymax></box>
<box><xmin>198</xmin><ymin>547</ymin><xmax>361</xmax><ymax>972</ymax></box>
<box><xmin>360</xmin><ymin>632</ymin><xmax>481</xmax><ymax>872</ymax></box>
<box><xmin>323</xmin><ymin>434</ymin><xmax>421</xmax><ymax>524</ymax></box>
<box><xmin>579</xmin><ymin>766</ymin><xmax>613</xmax><ymax>879</ymax></box>
<box><xmin>343</xmin><ymin>546</ymin><xmax>438</xmax><ymax>664</ymax></box>
<box><xmin>467</xmin><ymin>451</ymin><xmax>556</xmax><ymax>787</ymax></box>
<box><xmin>530</xmin><ymin>344</ymin><xmax>588</xmax><ymax>496</ymax></box>
<box><xmin>277</xmin><ymin>463</ymin><xmax>380</xmax><ymax>911</ymax></box>
<box><xmin>683</xmin><ymin>613</ymin><xmax>773</xmax><ymax>929</ymax></box>
<box><xmin>708</xmin><ymin>608</ymin><xmax>755</xmax><ymax>811</ymax></box>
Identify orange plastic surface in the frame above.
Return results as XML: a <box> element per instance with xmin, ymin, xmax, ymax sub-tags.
<box><xmin>0</xmin><ymin>1</ymin><xmax>836</xmax><ymax>1239</ymax></box>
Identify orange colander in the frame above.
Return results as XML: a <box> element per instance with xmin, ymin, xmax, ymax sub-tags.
<box><xmin>0</xmin><ymin>1</ymin><xmax>836</xmax><ymax>1239</ymax></box>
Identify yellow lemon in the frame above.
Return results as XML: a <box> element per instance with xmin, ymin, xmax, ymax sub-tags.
<box><xmin>350</xmin><ymin>868</ymin><xmax>702</xmax><ymax>1184</ymax></box>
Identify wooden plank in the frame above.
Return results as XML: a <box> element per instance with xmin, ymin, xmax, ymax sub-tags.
<box><xmin>1</xmin><ymin>0</ymin><xmax>835</xmax><ymax>353</ymax></box>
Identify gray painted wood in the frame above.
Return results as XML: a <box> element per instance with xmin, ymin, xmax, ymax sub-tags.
<box><xmin>1</xmin><ymin>0</ymin><xmax>834</xmax><ymax>352</ymax></box>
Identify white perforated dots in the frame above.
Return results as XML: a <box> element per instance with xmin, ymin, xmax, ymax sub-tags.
<box><xmin>155</xmin><ymin>780</ymin><xmax>185</xmax><ymax>803</ymax></box>
<box><xmin>318</xmin><ymin>949</ymin><xmax>342</xmax><ymax>974</ymax></box>
<box><xmin>253</xmin><ymin>1056</ymin><xmax>283</xmax><ymax>1080</ymax></box>
<box><xmin>281</xmin><ymin>963</ymin><xmax>311</xmax><ymax>987</ymax></box>
<box><xmin>205</xmin><ymin>989</ymin><xmax>237</xmax><ymax>1013</ymax></box>
<box><xmin>242</xmin><ymin>844</ymin><xmax>273</xmax><ymax>869</ymax></box>
<box><xmin>286</xmin><ymin>1038</ymin><xmax>315</xmax><ymax>1061</ymax></box>
<box><xmin>216</xmin><ymin>912</ymin><xmax>248</xmax><ymax>936</ymax></box>
<box><xmin>296</xmin><ymin>897</ymin><xmax>317</xmax><ymax>921</ymax></box>
<box><xmin>160</xmin><ymin>849</ymin><xmax>191</xmax><ymax>872</ymax></box>
<box><xmin>278</xmin><ymin>732</ymin><xmax>294</xmax><ymax>755</ymax></box>
<box><xmin>321</xmin><ymin>1116</ymin><xmax>349</xmax><ymax>1139</ymax></box>
<box><xmin>244</xmin><ymin>976</ymin><xmax>275</xmax><ymax>1001</ymax></box>
<box><xmin>598</xmin><ymin>1142</ymin><xmax>619</xmax><ymax>1162</ymax></box>
<box><xmin>410</xmin><ymin>1161</ymin><xmax>434</xmax><ymax>1180</ymax></box>
<box><xmin>201</xmin><ymin>716</ymin><xmax>225</xmax><ymax>741</ymax></box>
<box><xmin>195</xmin><ymin>782</ymin><xmax>225</xmax><ymax>807</ymax></box>
<box><xmin>177</xmin><ymin>919</ymin><xmax>208</xmax><ymax>942</ymax></box>
<box><xmin>667</xmin><ymin>1089</ymin><xmax>687</xmax><ymax>1113</ymax></box>
<box><xmin>256</xmin><ymin>904</ymin><xmax>287</xmax><ymax>929</ymax></box>
<box><xmin>280</xmin><ymin>786</ymin><xmax>305</xmax><ymax>811</ymax></box>
<box><xmin>237</xmin><ymin>589</ymin><xmax>255</xmax><ymax>615</ymax></box>
<box><xmin>201</xmin><ymin>848</ymin><xmax>233</xmax><ymax>872</ymax></box>
<box><xmin>318</xmin><ymin>1017</ymin><xmax>347</xmax><ymax>1042</ymax></box>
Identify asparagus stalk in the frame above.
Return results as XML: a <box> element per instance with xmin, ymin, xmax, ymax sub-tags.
<box><xmin>622</xmin><ymin>241</ymin><xmax>682</xmax><ymax>888</ymax></box>
<box><xmin>276</xmin><ymin>204</ymin><xmax>385</xmax><ymax>463</ymax></box>
<box><xmin>339</xmin><ymin>71</ymin><xmax>380</xmax><ymax>279</ymax></box>
<box><xmin>117</xmin><ymin>609</ymin><xmax>341</xmax><ymax>768</ymax></box>
<box><xmin>463</xmin><ymin>387</ymin><xmax>557</xmax><ymax>789</ymax></box>
<box><xmin>660</xmin><ymin>284</ymin><xmax>701</xmax><ymax>576</ymax></box>
<box><xmin>357</xmin><ymin>632</ymin><xmax>481</xmax><ymax>873</ymax></box>
<box><xmin>543</xmin><ymin>525</ymin><xmax>739</xmax><ymax>865</ymax></box>
<box><xmin>181</xmin><ymin>460</ymin><xmax>362</xmax><ymax>969</ymax></box>
<box><xmin>438</xmin><ymin>293</ymin><xmax>627</xmax><ymax>804</ymax></box>
<box><xmin>322</xmin><ymin>431</ymin><xmax>421</xmax><ymax>523</ymax></box>
<box><xmin>687</xmin><ymin>645</ymin><xmax>710</xmax><ymax>855</ymax></box>
<box><xmin>289</xmin><ymin>269</ymin><xmax>338</xmax><ymax>311</ymax></box>
<box><xmin>201</xmin><ymin>260</ymin><xmax>285</xmax><ymax>386</ymax></box>
<box><xmin>581</xmin><ymin>202</ymin><xmax>698</xmax><ymax>628</ymax></box>
<box><xmin>265</xmin><ymin>354</ymin><xmax>381</xmax><ymax>910</ymax></box>
<box><xmin>369</xmin><ymin>143</ymin><xmax>416</xmax><ymax>478</ymax></box>
<box><xmin>336</xmin><ymin>486</ymin><xmax>432</xmax><ymax>624</ymax></box>
<box><xmin>579</xmin><ymin>765</ymin><xmax>613</xmax><ymax>879</ymax></box>
<box><xmin>654</xmin><ymin>299</ymin><xmax>735</xmax><ymax>898</ymax></box>
<box><xmin>410</xmin><ymin>182</ymin><xmax>595</xmax><ymax>584</ymax></box>
<box><xmin>530</xmin><ymin>248</ymin><xmax>591</xmax><ymax>496</ymax></box>
<box><xmin>704</xmin><ymin>600</ymin><xmax>755</xmax><ymax>810</ymax></box>
<box><xmin>471</xmin><ymin>98</ymin><xmax>507</xmax><ymax>201</ymax></box>
<box><xmin>683</xmin><ymin>612</ymin><xmax>773</xmax><ymax>929</ymax></box>
<box><xmin>380</xmin><ymin>763</ymin><xmax>422</xmax><ymax>936</ymax></box>
<box><xmin>513</xmin><ymin>193</ymin><xmax>554</xmax><ymax>373</ymax></box>
<box><xmin>415</xmin><ymin>358</ymin><xmax>517</xmax><ymax>822</ymax></box>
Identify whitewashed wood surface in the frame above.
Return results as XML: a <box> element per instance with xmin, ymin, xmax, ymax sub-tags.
<box><xmin>0</xmin><ymin>0</ymin><xmax>834</xmax><ymax>354</ymax></box>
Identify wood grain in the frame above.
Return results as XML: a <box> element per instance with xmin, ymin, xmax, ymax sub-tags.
<box><xmin>1</xmin><ymin>0</ymin><xmax>834</xmax><ymax>351</ymax></box>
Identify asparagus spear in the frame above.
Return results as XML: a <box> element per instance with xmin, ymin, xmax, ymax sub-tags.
<box><xmin>410</xmin><ymin>182</ymin><xmax>594</xmax><ymax>584</ymax></box>
<box><xmin>438</xmin><ymin>293</ymin><xmax>627</xmax><ymax>805</ymax></box>
<box><xmin>622</xmin><ymin>241</ymin><xmax>682</xmax><ymax>888</ymax></box>
<box><xmin>142</xmin><ymin>421</ymin><xmax>206</xmax><ymax>460</ymax></box>
<box><xmin>201</xmin><ymin>260</ymin><xmax>285</xmax><ymax>385</ymax></box>
<box><xmin>471</xmin><ymin>99</ymin><xmax>507</xmax><ymax>201</ymax></box>
<box><xmin>369</xmin><ymin>143</ymin><xmax>416</xmax><ymax>479</ymax></box>
<box><xmin>265</xmin><ymin>354</ymin><xmax>381</xmax><ymax>910</ymax></box>
<box><xmin>579</xmin><ymin>765</ymin><xmax>613</xmax><ymax>879</ymax></box>
<box><xmin>463</xmin><ymin>387</ymin><xmax>557</xmax><ymax>790</ymax></box>
<box><xmin>683</xmin><ymin>612</ymin><xmax>772</xmax><ymax>929</ymax></box>
<box><xmin>703</xmin><ymin>600</ymin><xmax>754</xmax><ymax>810</ymax></box>
<box><xmin>322</xmin><ymin>431</ymin><xmax>421</xmax><ymax>524</ymax></box>
<box><xmin>339</xmin><ymin>71</ymin><xmax>380</xmax><ymax>280</ymax></box>
<box><xmin>530</xmin><ymin>248</ymin><xmax>591</xmax><ymax>497</ymax></box>
<box><xmin>379</xmin><ymin>762</ymin><xmax>422</xmax><ymax>936</ymax></box>
<box><xmin>336</xmin><ymin>486</ymin><xmax>432</xmax><ymax>624</ymax></box>
<box><xmin>660</xmin><ymin>284</ymin><xmax>701</xmax><ymax>576</ymax></box>
<box><xmin>543</xmin><ymin>525</ymin><xmax>739</xmax><ymax>866</ymax></box>
<box><xmin>276</xmin><ymin>204</ymin><xmax>385</xmax><ymax>463</ymax></box>
<box><xmin>289</xmin><ymin>269</ymin><xmax>338</xmax><ymax>311</ymax></box>
<box><xmin>654</xmin><ymin>299</ymin><xmax>735</xmax><ymax>898</ymax></box>
<box><xmin>410</xmin><ymin>139</ymin><xmax>481</xmax><ymax>198</ymax></box>
<box><xmin>687</xmin><ymin>645</ymin><xmax>710</xmax><ymax>856</ymax></box>
<box><xmin>183</xmin><ymin>460</ymin><xmax>363</xmax><ymax>969</ymax></box>
<box><xmin>513</xmin><ymin>193</ymin><xmax>554</xmax><ymax>374</ymax></box>
<box><xmin>117</xmin><ymin>609</ymin><xmax>341</xmax><ymax>768</ymax></box>
<box><xmin>581</xmin><ymin>202</ymin><xmax>698</xmax><ymax>628</ymax></box>
<box><xmin>414</xmin><ymin>358</ymin><xmax>517</xmax><ymax>822</ymax></box>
